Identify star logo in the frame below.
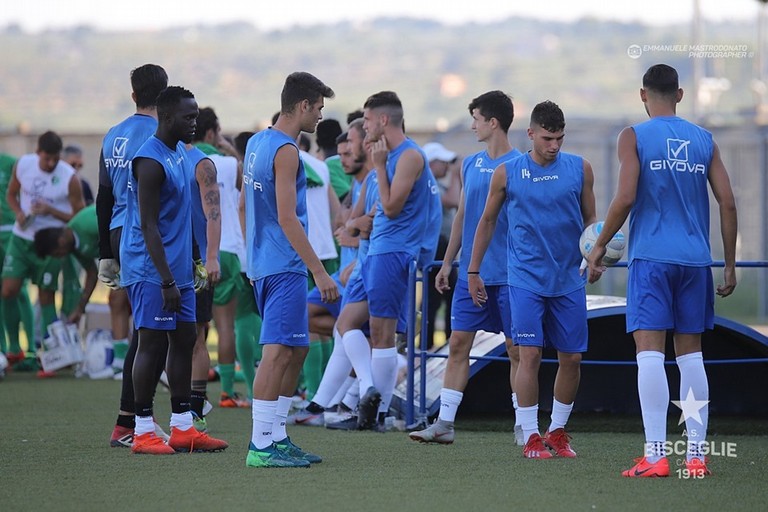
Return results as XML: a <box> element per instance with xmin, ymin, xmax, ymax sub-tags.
<box><xmin>671</xmin><ymin>388</ymin><xmax>709</xmax><ymax>425</ymax></box>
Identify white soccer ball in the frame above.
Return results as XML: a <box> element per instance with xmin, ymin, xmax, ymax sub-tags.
<box><xmin>580</xmin><ymin>221</ymin><xmax>626</xmax><ymax>266</ymax></box>
<box><xmin>0</xmin><ymin>352</ymin><xmax>8</xmax><ymax>379</ymax></box>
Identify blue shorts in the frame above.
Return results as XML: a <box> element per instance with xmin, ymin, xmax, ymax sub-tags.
<box><xmin>626</xmin><ymin>259</ymin><xmax>714</xmax><ymax>334</ymax></box>
<box><xmin>343</xmin><ymin>267</ymin><xmax>406</xmax><ymax>334</ymax></box>
<box><xmin>127</xmin><ymin>282</ymin><xmax>196</xmax><ymax>330</ymax></box>
<box><xmin>451</xmin><ymin>279</ymin><xmax>512</xmax><ymax>337</ymax></box>
<box><xmin>342</xmin><ymin>274</ymin><xmax>366</xmax><ymax>308</ymax></box>
<box><xmin>307</xmin><ymin>271</ymin><xmax>343</xmax><ymax>319</ymax></box>
<box><xmin>508</xmin><ymin>285</ymin><xmax>588</xmax><ymax>353</ymax></box>
<box><xmin>254</xmin><ymin>272</ymin><xmax>310</xmax><ymax>347</ymax></box>
<box><xmin>362</xmin><ymin>252</ymin><xmax>412</xmax><ymax>319</ymax></box>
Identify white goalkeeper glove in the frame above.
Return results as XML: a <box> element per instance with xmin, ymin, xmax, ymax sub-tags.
<box><xmin>98</xmin><ymin>258</ymin><xmax>121</xmax><ymax>290</ymax></box>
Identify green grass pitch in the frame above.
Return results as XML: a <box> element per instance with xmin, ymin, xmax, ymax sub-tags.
<box><xmin>1</xmin><ymin>371</ymin><xmax>766</xmax><ymax>511</ymax></box>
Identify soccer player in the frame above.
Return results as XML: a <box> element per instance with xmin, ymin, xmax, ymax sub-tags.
<box><xmin>33</xmin><ymin>204</ymin><xmax>98</xmax><ymax>324</ymax></box>
<box><xmin>469</xmin><ymin>100</ymin><xmax>597</xmax><ymax>459</ymax></box>
<box><xmin>353</xmin><ymin>91</ymin><xmax>432</xmax><ymax>429</ymax></box>
<box><xmin>586</xmin><ymin>64</ymin><xmax>738</xmax><ymax>478</ymax></box>
<box><xmin>410</xmin><ymin>90</ymin><xmax>522</xmax><ymax>445</ymax></box>
<box><xmin>59</xmin><ymin>145</ymin><xmax>93</xmax><ymax>326</ymax></box>
<box><xmin>290</xmin><ymin>120</ymin><xmax>370</xmax><ymax>426</ymax></box>
<box><xmin>121</xmin><ymin>85</ymin><xmax>227</xmax><ymax>455</ymax></box>
<box><xmin>98</xmin><ymin>64</ymin><xmax>169</xmax><ymax>448</ymax></box>
<box><xmin>298</xmin><ymin>132</ymin><xmax>341</xmax><ymax>401</ymax></box>
<box><xmin>0</xmin><ymin>151</ymin><xmax>35</xmax><ymax>363</ymax></box>
<box><xmin>243</xmin><ymin>71</ymin><xmax>338</xmax><ymax>468</ymax></box>
<box><xmin>186</xmin><ymin>139</ymin><xmax>222</xmax><ymax>430</ymax></box>
<box><xmin>1</xmin><ymin>130</ymin><xmax>85</xmax><ymax>377</ymax></box>
<box><xmin>192</xmin><ymin>107</ymin><xmax>249</xmax><ymax>408</ymax></box>
<box><xmin>233</xmin><ymin>131</ymin><xmax>263</xmax><ymax>398</ymax></box>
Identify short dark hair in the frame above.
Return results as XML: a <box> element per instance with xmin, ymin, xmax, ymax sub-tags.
<box><xmin>643</xmin><ymin>64</ymin><xmax>679</xmax><ymax>96</ymax></box>
<box><xmin>194</xmin><ymin>107</ymin><xmax>219</xmax><ymax>142</ymax></box>
<box><xmin>346</xmin><ymin>109</ymin><xmax>364</xmax><ymax>124</ymax></box>
<box><xmin>298</xmin><ymin>133</ymin><xmax>311</xmax><ymax>152</ymax></box>
<box><xmin>37</xmin><ymin>131</ymin><xmax>63</xmax><ymax>154</ymax></box>
<box><xmin>316</xmin><ymin>119</ymin><xmax>342</xmax><ymax>150</ymax></box>
<box><xmin>280</xmin><ymin>72</ymin><xmax>335</xmax><ymax>114</ymax></box>
<box><xmin>530</xmin><ymin>100</ymin><xmax>565</xmax><ymax>133</ymax></box>
<box><xmin>156</xmin><ymin>86</ymin><xmax>195</xmax><ymax>119</ymax></box>
<box><xmin>234</xmin><ymin>131</ymin><xmax>255</xmax><ymax>156</ymax></box>
<box><xmin>131</xmin><ymin>64</ymin><xmax>168</xmax><ymax>109</ymax></box>
<box><xmin>34</xmin><ymin>227</ymin><xmax>65</xmax><ymax>258</ymax></box>
<box><xmin>335</xmin><ymin>131</ymin><xmax>348</xmax><ymax>145</ymax></box>
<box><xmin>363</xmin><ymin>91</ymin><xmax>403</xmax><ymax>127</ymax></box>
<box><xmin>468</xmin><ymin>90</ymin><xmax>514</xmax><ymax>133</ymax></box>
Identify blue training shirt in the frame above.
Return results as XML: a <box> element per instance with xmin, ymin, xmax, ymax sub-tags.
<box><xmin>418</xmin><ymin>168</ymin><xmax>442</xmax><ymax>270</ymax></box>
<box><xmin>243</xmin><ymin>128</ymin><xmax>308</xmax><ymax>280</ymax></box>
<box><xmin>102</xmin><ymin>114</ymin><xmax>158</xmax><ymax>230</ymax></box>
<box><xmin>369</xmin><ymin>138</ymin><xmax>431</xmax><ymax>259</ymax></box>
<box><xmin>630</xmin><ymin>116</ymin><xmax>714</xmax><ymax>266</ymax></box>
<box><xmin>459</xmin><ymin>148</ymin><xmax>522</xmax><ymax>284</ymax></box>
<box><xmin>348</xmin><ymin>169</ymin><xmax>378</xmax><ymax>283</ymax></box>
<box><xmin>120</xmin><ymin>137</ymin><xmax>193</xmax><ymax>288</ymax></box>
<box><xmin>340</xmin><ymin>178</ymin><xmax>363</xmax><ymax>271</ymax></box>
<box><xmin>505</xmin><ymin>151</ymin><xmax>585</xmax><ymax>296</ymax></box>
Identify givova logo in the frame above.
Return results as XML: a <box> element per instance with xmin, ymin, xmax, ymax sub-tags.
<box><xmin>106</xmin><ymin>137</ymin><xmax>131</xmax><ymax>170</ymax></box>
<box><xmin>475</xmin><ymin>157</ymin><xmax>495</xmax><ymax>173</ymax></box>
<box><xmin>667</xmin><ymin>138</ymin><xmax>690</xmax><ymax>161</ymax></box>
<box><xmin>112</xmin><ymin>138</ymin><xmax>129</xmax><ymax>159</ymax></box>
<box><xmin>244</xmin><ymin>153</ymin><xmax>263</xmax><ymax>191</ymax></box>
<box><xmin>650</xmin><ymin>138</ymin><xmax>705</xmax><ymax>174</ymax></box>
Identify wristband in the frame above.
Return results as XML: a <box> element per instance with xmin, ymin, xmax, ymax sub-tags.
<box><xmin>467</xmin><ymin>271</ymin><xmax>480</xmax><ymax>275</ymax></box>
<box><xmin>161</xmin><ymin>279</ymin><xmax>176</xmax><ymax>289</ymax></box>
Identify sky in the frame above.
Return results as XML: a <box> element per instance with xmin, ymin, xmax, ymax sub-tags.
<box><xmin>0</xmin><ymin>0</ymin><xmax>761</xmax><ymax>32</ymax></box>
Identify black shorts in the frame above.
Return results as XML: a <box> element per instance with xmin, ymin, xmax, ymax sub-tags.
<box><xmin>195</xmin><ymin>285</ymin><xmax>215</xmax><ymax>323</ymax></box>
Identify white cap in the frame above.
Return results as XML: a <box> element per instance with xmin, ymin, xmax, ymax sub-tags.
<box><xmin>423</xmin><ymin>142</ymin><xmax>457</xmax><ymax>163</ymax></box>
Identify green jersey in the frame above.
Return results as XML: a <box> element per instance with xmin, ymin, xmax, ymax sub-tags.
<box><xmin>0</xmin><ymin>153</ymin><xmax>17</xmax><ymax>228</ymax></box>
<box><xmin>69</xmin><ymin>204</ymin><xmax>98</xmax><ymax>266</ymax></box>
<box><xmin>326</xmin><ymin>155</ymin><xmax>351</xmax><ymax>200</ymax></box>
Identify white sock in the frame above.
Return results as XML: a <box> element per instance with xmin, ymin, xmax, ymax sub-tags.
<box><xmin>329</xmin><ymin>375</ymin><xmax>356</xmax><ymax>409</ymax></box>
<box><xmin>512</xmin><ymin>393</ymin><xmax>520</xmax><ymax>427</ymax></box>
<box><xmin>169</xmin><ymin>412</ymin><xmax>193</xmax><ymax>431</ymax></box>
<box><xmin>342</xmin><ymin>329</ymin><xmax>373</xmax><ymax>394</ymax></box>
<box><xmin>342</xmin><ymin>379</ymin><xmax>360</xmax><ymax>411</ymax></box>
<box><xmin>677</xmin><ymin>352</ymin><xmax>709</xmax><ymax>462</ymax></box>
<box><xmin>637</xmin><ymin>351</ymin><xmax>668</xmax><ymax>462</ymax></box>
<box><xmin>438</xmin><ymin>388</ymin><xmax>463</xmax><ymax>423</ymax></box>
<box><xmin>548</xmin><ymin>399</ymin><xmax>574</xmax><ymax>432</ymax></box>
<box><xmin>135</xmin><ymin>415</ymin><xmax>155</xmax><ymax>436</ymax></box>
<box><xmin>272</xmin><ymin>395</ymin><xmax>292</xmax><ymax>442</ymax></box>
<box><xmin>371</xmin><ymin>347</ymin><xmax>398</xmax><ymax>415</ymax></box>
<box><xmin>517</xmin><ymin>404</ymin><xmax>539</xmax><ymax>443</ymax></box>
<box><xmin>313</xmin><ymin>330</ymin><xmax>353</xmax><ymax>408</ymax></box>
<box><xmin>251</xmin><ymin>399</ymin><xmax>277</xmax><ymax>450</ymax></box>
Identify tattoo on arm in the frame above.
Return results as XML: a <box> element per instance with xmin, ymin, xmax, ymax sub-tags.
<box><xmin>204</xmin><ymin>190</ymin><xmax>221</xmax><ymax>221</ymax></box>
